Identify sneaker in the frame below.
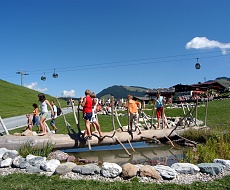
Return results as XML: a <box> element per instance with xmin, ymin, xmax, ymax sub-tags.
<box><xmin>55</xmin><ymin>129</ymin><xmax>58</xmax><ymax>133</ymax></box>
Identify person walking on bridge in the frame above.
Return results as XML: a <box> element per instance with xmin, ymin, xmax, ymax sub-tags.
<box><xmin>38</xmin><ymin>93</ymin><xmax>53</xmax><ymax>136</ymax></box>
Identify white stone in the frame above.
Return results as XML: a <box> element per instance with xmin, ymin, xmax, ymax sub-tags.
<box><xmin>41</xmin><ymin>159</ymin><xmax>60</xmax><ymax>172</ymax></box>
<box><xmin>26</xmin><ymin>154</ymin><xmax>37</xmax><ymax>161</ymax></box>
<box><xmin>153</xmin><ymin>165</ymin><xmax>177</xmax><ymax>179</ymax></box>
<box><xmin>171</xmin><ymin>163</ymin><xmax>200</xmax><ymax>174</ymax></box>
<box><xmin>101</xmin><ymin>162</ymin><xmax>122</xmax><ymax>178</ymax></box>
<box><xmin>0</xmin><ymin>158</ymin><xmax>12</xmax><ymax>167</ymax></box>
<box><xmin>214</xmin><ymin>159</ymin><xmax>230</xmax><ymax>170</ymax></box>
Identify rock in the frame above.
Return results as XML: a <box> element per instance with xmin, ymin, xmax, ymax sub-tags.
<box><xmin>121</xmin><ymin>163</ymin><xmax>139</xmax><ymax>179</ymax></box>
<box><xmin>48</xmin><ymin>150</ymin><xmax>69</xmax><ymax>162</ymax></box>
<box><xmin>139</xmin><ymin>165</ymin><xmax>161</xmax><ymax>180</ymax></box>
<box><xmin>67</xmin><ymin>155</ymin><xmax>76</xmax><ymax>162</ymax></box>
<box><xmin>0</xmin><ymin>158</ymin><xmax>13</xmax><ymax>167</ymax></box>
<box><xmin>27</xmin><ymin>156</ymin><xmax>46</xmax><ymax>167</ymax></box>
<box><xmin>26</xmin><ymin>154</ymin><xmax>37</xmax><ymax>161</ymax></box>
<box><xmin>20</xmin><ymin>161</ymin><xmax>32</xmax><ymax>169</ymax></box>
<box><xmin>197</xmin><ymin>163</ymin><xmax>225</xmax><ymax>176</ymax></box>
<box><xmin>101</xmin><ymin>162</ymin><xmax>122</xmax><ymax>178</ymax></box>
<box><xmin>55</xmin><ymin>162</ymin><xmax>76</xmax><ymax>175</ymax></box>
<box><xmin>213</xmin><ymin>159</ymin><xmax>230</xmax><ymax>170</ymax></box>
<box><xmin>153</xmin><ymin>165</ymin><xmax>177</xmax><ymax>179</ymax></box>
<box><xmin>26</xmin><ymin>165</ymin><xmax>41</xmax><ymax>174</ymax></box>
<box><xmin>171</xmin><ymin>163</ymin><xmax>200</xmax><ymax>174</ymax></box>
<box><xmin>2</xmin><ymin>152</ymin><xmax>18</xmax><ymax>160</ymax></box>
<box><xmin>40</xmin><ymin>159</ymin><xmax>60</xmax><ymax>172</ymax></box>
<box><xmin>21</xmin><ymin>130</ymin><xmax>33</xmax><ymax>136</ymax></box>
<box><xmin>0</xmin><ymin>148</ymin><xmax>18</xmax><ymax>159</ymax></box>
<box><xmin>12</xmin><ymin>156</ymin><xmax>26</xmax><ymax>168</ymax></box>
<box><xmin>72</xmin><ymin>164</ymin><xmax>100</xmax><ymax>175</ymax></box>
<box><xmin>0</xmin><ymin>148</ymin><xmax>8</xmax><ymax>158</ymax></box>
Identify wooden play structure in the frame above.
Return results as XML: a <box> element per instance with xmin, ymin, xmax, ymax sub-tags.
<box><xmin>0</xmin><ymin>97</ymin><xmax>206</xmax><ymax>155</ymax></box>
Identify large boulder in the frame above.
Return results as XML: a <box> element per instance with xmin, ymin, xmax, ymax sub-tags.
<box><xmin>153</xmin><ymin>165</ymin><xmax>177</xmax><ymax>180</ymax></box>
<box><xmin>121</xmin><ymin>163</ymin><xmax>139</xmax><ymax>179</ymax></box>
<box><xmin>101</xmin><ymin>162</ymin><xmax>122</xmax><ymax>178</ymax></box>
<box><xmin>55</xmin><ymin>162</ymin><xmax>76</xmax><ymax>175</ymax></box>
<box><xmin>171</xmin><ymin>163</ymin><xmax>200</xmax><ymax>174</ymax></box>
<box><xmin>197</xmin><ymin>163</ymin><xmax>225</xmax><ymax>176</ymax></box>
<box><xmin>72</xmin><ymin>164</ymin><xmax>100</xmax><ymax>175</ymax></box>
<box><xmin>139</xmin><ymin>165</ymin><xmax>161</xmax><ymax>180</ymax></box>
<box><xmin>213</xmin><ymin>159</ymin><xmax>230</xmax><ymax>170</ymax></box>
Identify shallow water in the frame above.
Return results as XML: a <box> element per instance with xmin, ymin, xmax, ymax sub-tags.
<box><xmin>62</xmin><ymin>142</ymin><xmax>185</xmax><ymax>166</ymax></box>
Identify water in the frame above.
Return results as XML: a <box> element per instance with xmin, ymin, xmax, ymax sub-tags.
<box><xmin>62</xmin><ymin>142</ymin><xmax>185</xmax><ymax>166</ymax></box>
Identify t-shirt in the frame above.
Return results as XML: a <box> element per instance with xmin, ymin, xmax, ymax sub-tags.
<box><xmin>52</xmin><ymin>105</ymin><xmax>57</xmax><ymax>119</ymax></box>
<box><xmin>83</xmin><ymin>95</ymin><xmax>93</xmax><ymax>113</ymax></box>
<box><xmin>127</xmin><ymin>99</ymin><xmax>140</xmax><ymax>114</ymax></box>
<box><xmin>156</xmin><ymin>96</ymin><xmax>164</xmax><ymax>108</ymax></box>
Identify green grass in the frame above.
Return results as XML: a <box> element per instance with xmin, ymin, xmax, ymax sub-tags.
<box><xmin>8</xmin><ymin>98</ymin><xmax>230</xmax><ymax>135</ymax></box>
<box><xmin>0</xmin><ymin>79</ymin><xmax>67</xmax><ymax>118</ymax></box>
<box><xmin>1</xmin><ymin>172</ymin><xmax>230</xmax><ymax>190</ymax></box>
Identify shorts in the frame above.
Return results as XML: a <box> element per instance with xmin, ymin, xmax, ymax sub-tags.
<box><xmin>91</xmin><ymin>115</ymin><xmax>97</xmax><ymax>123</ymax></box>
<box><xmin>156</xmin><ymin>107</ymin><xmax>164</xmax><ymax>118</ymax></box>
<box><xmin>83</xmin><ymin>112</ymin><xmax>92</xmax><ymax>121</ymax></box>
<box><xmin>50</xmin><ymin>119</ymin><xmax>55</xmax><ymax>126</ymax></box>
<box><xmin>130</xmin><ymin>113</ymin><xmax>139</xmax><ymax>125</ymax></box>
<box><xmin>32</xmin><ymin>116</ymin><xmax>40</xmax><ymax>126</ymax></box>
<box><xmin>40</xmin><ymin>112</ymin><xmax>48</xmax><ymax>118</ymax></box>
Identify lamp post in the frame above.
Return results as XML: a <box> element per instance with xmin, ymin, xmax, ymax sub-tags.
<box><xmin>16</xmin><ymin>71</ymin><xmax>29</xmax><ymax>86</ymax></box>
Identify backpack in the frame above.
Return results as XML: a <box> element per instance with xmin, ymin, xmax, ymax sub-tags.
<box><xmin>57</xmin><ymin>107</ymin><xmax>62</xmax><ymax>116</ymax></box>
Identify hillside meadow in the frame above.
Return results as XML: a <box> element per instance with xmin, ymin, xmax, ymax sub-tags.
<box><xmin>0</xmin><ymin>80</ymin><xmax>67</xmax><ymax>118</ymax></box>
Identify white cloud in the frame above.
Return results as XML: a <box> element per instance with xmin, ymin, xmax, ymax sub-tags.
<box><xmin>62</xmin><ymin>90</ymin><xmax>76</xmax><ymax>97</ymax></box>
<box><xmin>186</xmin><ymin>37</ymin><xmax>230</xmax><ymax>55</ymax></box>
<box><xmin>24</xmin><ymin>82</ymin><xmax>48</xmax><ymax>93</ymax></box>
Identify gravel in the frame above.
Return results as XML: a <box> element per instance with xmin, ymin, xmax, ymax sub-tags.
<box><xmin>1</xmin><ymin>167</ymin><xmax>230</xmax><ymax>185</ymax></box>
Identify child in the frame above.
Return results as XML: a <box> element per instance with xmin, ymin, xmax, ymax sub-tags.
<box><xmin>153</xmin><ymin>91</ymin><xmax>169</xmax><ymax>129</ymax></box>
<box><xmin>50</xmin><ymin>100</ymin><xmax>58</xmax><ymax>133</ymax></box>
<box><xmin>38</xmin><ymin>93</ymin><xmax>53</xmax><ymax>136</ymax></box>
<box><xmin>80</xmin><ymin>89</ymin><xmax>93</xmax><ymax>140</ymax></box>
<box><xmin>90</xmin><ymin>92</ymin><xmax>103</xmax><ymax>138</ymax></box>
<box><xmin>32</xmin><ymin>103</ymin><xmax>40</xmax><ymax>132</ymax></box>
<box><xmin>125</xmin><ymin>95</ymin><xmax>142</xmax><ymax>135</ymax></box>
<box><xmin>24</xmin><ymin>114</ymin><xmax>33</xmax><ymax>131</ymax></box>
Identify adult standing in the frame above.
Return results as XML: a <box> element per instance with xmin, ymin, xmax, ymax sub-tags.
<box><xmin>126</xmin><ymin>95</ymin><xmax>142</xmax><ymax>135</ymax></box>
<box><xmin>50</xmin><ymin>100</ymin><xmax>58</xmax><ymax>133</ymax></box>
<box><xmin>80</xmin><ymin>89</ymin><xmax>93</xmax><ymax>140</ymax></box>
<box><xmin>38</xmin><ymin>93</ymin><xmax>53</xmax><ymax>136</ymax></box>
<box><xmin>154</xmin><ymin>91</ymin><xmax>168</xmax><ymax>129</ymax></box>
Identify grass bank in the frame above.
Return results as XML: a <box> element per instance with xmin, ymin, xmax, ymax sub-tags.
<box><xmin>1</xmin><ymin>173</ymin><xmax>230</xmax><ymax>190</ymax></box>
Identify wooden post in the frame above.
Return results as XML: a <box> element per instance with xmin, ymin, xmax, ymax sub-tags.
<box><xmin>0</xmin><ymin>117</ymin><xmax>9</xmax><ymax>135</ymax></box>
<box><xmin>45</xmin><ymin>122</ymin><xmax>51</xmax><ymax>133</ymax></box>
<box><xmin>71</xmin><ymin>98</ymin><xmax>81</xmax><ymax>133</ymax></box>
<box><xmin>204</xmin><ymin>98</ymin><xmax>209</xmax><ymax>127</ymax></box>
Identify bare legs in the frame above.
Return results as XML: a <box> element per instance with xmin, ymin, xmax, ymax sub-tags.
<box><xmin>39</xmin><ymin>117</ymin><xmax>47</xmax><ymax>135</ymax></box>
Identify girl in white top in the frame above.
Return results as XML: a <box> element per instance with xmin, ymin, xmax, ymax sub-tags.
<box><xmin>90</xmin><ymin>93</ymin><xmax>103</xmax><ymax>138</ymax></box>
<box><xmin>38</xmin><ymin>93</ymin><xmax>53</xmax><ymax>136</ymax></box>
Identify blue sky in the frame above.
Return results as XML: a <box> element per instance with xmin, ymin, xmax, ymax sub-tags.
<box><xmin>0</xmin><ymin>0</ymin><xmax>230</xmax><ymax>97</ymax></box>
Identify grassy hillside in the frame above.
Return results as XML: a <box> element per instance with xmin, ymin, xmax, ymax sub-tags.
<box><xmin>0</xmin><ymin>80</ymin><xmax>66</xmax><ymax>118</ymax></box>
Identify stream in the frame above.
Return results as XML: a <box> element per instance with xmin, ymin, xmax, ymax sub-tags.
<box><xmin>62</xmin><ymin>142</ymin><xmax>186</xmax><ymax>166</ymax></box>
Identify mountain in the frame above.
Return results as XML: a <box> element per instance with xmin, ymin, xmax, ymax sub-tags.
<box><xmin>97</xmin><ymin>85</ymin><xmax>148</xmax><ymax>100</ymax></box>
<box><xmin>213</xmin><ymin>77</ymin><xmax>230</xmax><ymax>88</ymax></box>
<box><xmin>97</xmin><ymin>77</ymin><xmax>230</xmax><ymax>100</ymax></box>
